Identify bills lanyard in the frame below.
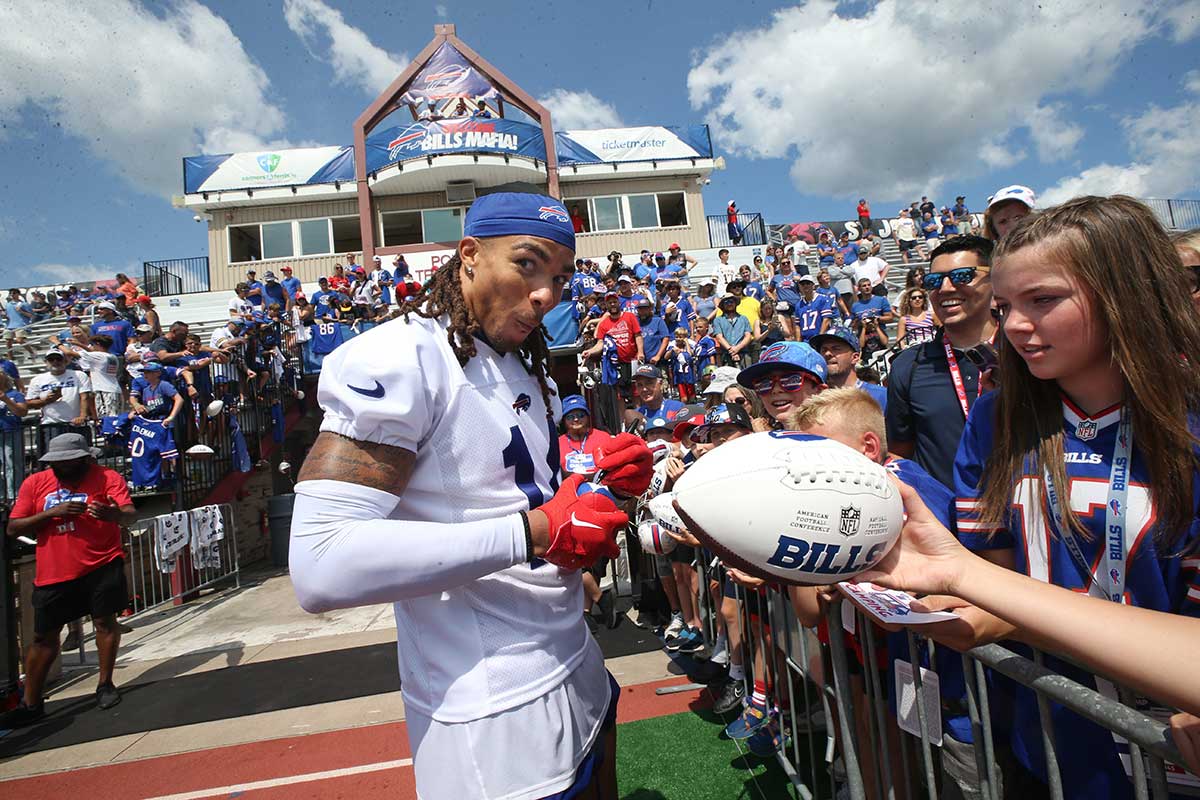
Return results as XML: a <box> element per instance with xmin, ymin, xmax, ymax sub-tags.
<box><xmin>1043</xmin><ymin>408</ymin><xmax>1132</xmax><ymax>604</ymax></box>
<box><xmin>941</xmin><ymin>333</ymin><xmax>982</xmax><ymax>419</ymax></box>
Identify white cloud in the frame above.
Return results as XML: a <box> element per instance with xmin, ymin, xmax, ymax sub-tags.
<box><xmin>1026</xmin><ymin>104</ymin><xmax>1085</xmax><ymax>162</ymax></box>
<box><xmin>283</xmin><ymin>0</ymin><xmax>406</xmax><ymax>95</ymax></box>
<box><xmin>0</xmin><ymin>261</ymin><xmax>133</xmax><ymax>289</ymax></box>
<box><xmin>538</xmin><ymin>89</ymin><xmax>624</xmax><ymax>131</ymax></box>
<box><xmin>687</xmin><ymin>1</ymin><xmax>1196</xmax><ymax>202</ymax></box>
<box><xmin>0</xmin><ymin>0</ymin><xmax>288</xmax><ymax>197</ymax></box>
<box><xmin>1041</xmin><ymin>77</ymin><xmax>1200</xmax><ymax>204</ymax></box>
<box><xmin>436</xmin><ymin>4</ymin><xmax>449</xmax><ymax>19</ymax></box>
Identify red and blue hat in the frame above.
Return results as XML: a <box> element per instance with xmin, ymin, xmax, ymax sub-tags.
<box><xmin>737</xmin><ymin>340</ymin><xmax>827</xmax><ymax>387</ymax></box>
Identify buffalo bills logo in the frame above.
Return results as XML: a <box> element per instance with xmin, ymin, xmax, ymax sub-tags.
<box><xmin>387</xmin><ymin>125</ymin><xmax>426</xmax><ymax>154</ymax></box>
<box><xmin>1109</xmin><ymin>499</ymin><xmax>1122</xmax><ymax>515</ymax></box>
<box><xmin>513</xmin><ymin>393</ymin><xmax>532</xmax><ymax>414</ymax></box>
<box><xmin>1109</xmin><ymin>568</ymin><xmax>1121</xmax><ymax>584</ymax></box>
<box><xmin>422</xmin><ymin>64</ymin><xmax>468</xmax><ymax>90</ymax></box>
<box><xmin>539</xmin><ymin>206</ymin><xmax>569</xmax><ymax>223</ymax></box>
<box><xmin>760</xmin><ymin>343</ymin><xmax>788</xmax><ymax>363</ymax></box>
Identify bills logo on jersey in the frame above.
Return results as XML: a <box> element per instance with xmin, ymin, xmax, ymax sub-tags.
<box><xmin>1076</xmin><ymin>419</ymin><xmax>1098</xmax><ymax>440</ymax></box>
<box><xmin>839</xmin><ymin>506</ymin><xmax>861</xmax><ymax>537</ymax></box>
<box><xmin>1110</xmin><ymin>499</ymin><xmax>1122</xmax><ymax>516</ymax></box>
<box><xmin>512</xmin><ymin>393</ymin><xmax>531</xmax><ymax>414</ymax></box>
<box><xmin>538</xmin><ymin>206</ymin><xmax>569</xmax><ymax>223</ymax></box>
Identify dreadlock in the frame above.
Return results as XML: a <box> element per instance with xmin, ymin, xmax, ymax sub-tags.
<box><xmin>397</xmin><ymin>253</ymin><xmax>557</xmax><ymax>412</ymax></box>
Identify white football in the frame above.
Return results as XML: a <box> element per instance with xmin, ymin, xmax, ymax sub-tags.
<box><xmin>637</xmin><ymin>520</ymin><xmax>677</xmax><ymax>556</ymax></box>
<box><xmin>672</xmin><ymin>432</ymin><xmax>902</xmax><ymax>585</ymax></box>
<box><xmin>206</xmin><ymin>399</ymin><xmax>225</xmax><ymax>418</ymax></box>
<box><xmin>647</xmin><ymin>492</ymin><xmax>686</xmax><ymax>536</ymax></box>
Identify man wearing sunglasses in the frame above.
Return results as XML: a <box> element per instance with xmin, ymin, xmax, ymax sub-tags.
<box><xmin>885</xmin><ymin>235</ymin><xmax>997</xmax><ymax>487</ymax></box>
<box><xmin>735</xmin><ymin>340</ymin><xmax>827</xmax><ymax>424</ymax></box>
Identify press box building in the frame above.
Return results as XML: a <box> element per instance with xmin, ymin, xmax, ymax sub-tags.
<box><xmin>179</xmin><ymin>24</ymin><xmax>720</xmax><ymax>291</ymax></box>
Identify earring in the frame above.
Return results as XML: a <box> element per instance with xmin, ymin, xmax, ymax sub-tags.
<box><xmin>464</xmin><ymin>266</ymin><xmax>474</xmax><ymax>277</ymax></box>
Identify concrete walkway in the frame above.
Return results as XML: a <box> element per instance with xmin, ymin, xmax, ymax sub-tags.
<box><xmin>0</xmin><ymin>569</ymin><xmax>682</xmax><ymax>784</ymax></box>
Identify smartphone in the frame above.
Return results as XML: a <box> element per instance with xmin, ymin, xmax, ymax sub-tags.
<box><xmin>963</xmin><ymin>342</ymin><xmax>998</xmax><ymax>372</ymax></box>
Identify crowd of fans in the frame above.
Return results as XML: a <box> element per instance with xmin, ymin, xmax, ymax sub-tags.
<box><xmin>564</xmin><ymin>187</ymin><xmax>1200</xmax><ymax>796</ymax></box>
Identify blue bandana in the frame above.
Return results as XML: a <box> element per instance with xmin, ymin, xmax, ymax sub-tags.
<box><xmin>464</xmin><ymin>192</ymin><xmax>575</xmax><ymax>251</ymax></box>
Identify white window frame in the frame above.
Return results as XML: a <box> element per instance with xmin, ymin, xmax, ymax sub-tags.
<box><xmin>588</xmin><ymin>194</ymin><xmax>626</xmax><ymax>232</ymax></box>
<box><xmin>378</xmin><ymin>205</ymin><xmax>465</xmax><ymax>247</ymax></box>
<box><xmin>227</xmin><ymin>213</ymin><xmax>360</xmax><ymax>265</ymax></box>
<box><xmin>570</xmin><ymin>191</ymin><xmax>689</xmax><ymax>235</ymax></box>
<box><xmin>626</xmin><ymin>192</ymin><xmax>662</xmax><ymax>230</ymax></box>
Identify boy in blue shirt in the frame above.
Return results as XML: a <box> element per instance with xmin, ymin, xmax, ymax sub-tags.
<box><xmin>793</xmin><ymin>275</ymin><xmax>835</xmax><ymax>341</ymax></box>
<box><xmin>665</xmin><ymin>327</ymin><xmax>697</xmax><ymax>403</ymax></box>
<box><xmin>691</xmin><ymin>317</ymin><xmax>718</xmax><ymax>373</ymax></box>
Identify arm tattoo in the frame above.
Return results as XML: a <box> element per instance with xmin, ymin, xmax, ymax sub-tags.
<box><xmin>297</xmin><ymin>432</ymin><xmax>416</xmax><ymax>494</ymax></box>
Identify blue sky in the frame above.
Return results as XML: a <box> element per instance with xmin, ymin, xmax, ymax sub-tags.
<box><xmin>2</xmin><ymin>0</ymin><xmax>1199</xmax><ymax>287</ymax></box>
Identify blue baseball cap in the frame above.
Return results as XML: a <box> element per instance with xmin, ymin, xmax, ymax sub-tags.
<box><xmin>561</xmin><ymin>394</ymin><xmax>590</xmax><ymax>417</ymax></box>
<box><xmin>809</xmin><ymin>325</ymin><xmax>860</xmax><ymax>353</ymax></box>
<box><xmin>464</xmin><ymin>191</ymin><xmax>575</xmax><ymax>251</ymax></box>
<box><xmin>737</xmin><ymin>340</ymin><xmax>827</xmax><ymax>388</ymax></box>
<box><xmin>142</xmin><ymin>361</ymin><xmax>164</xmax><ymax>372</ymax></box>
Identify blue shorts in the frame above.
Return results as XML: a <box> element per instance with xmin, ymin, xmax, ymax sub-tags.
<box><xmin>544</xmin><ymin>671</ymin><xmax>620</xmax><ymax>800</ymax></box>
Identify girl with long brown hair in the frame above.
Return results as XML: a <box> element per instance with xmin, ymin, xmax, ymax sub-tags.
<box><xmin>952</xmin><ymin>195</ymin><xmax>1200</xmax><ymax>799</ymax></box>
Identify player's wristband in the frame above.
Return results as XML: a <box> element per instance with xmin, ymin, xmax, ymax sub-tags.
<box><xmin>519</xmin><ymin>511</ymin><xmax>534</xmax><ymax>563</ymax></box>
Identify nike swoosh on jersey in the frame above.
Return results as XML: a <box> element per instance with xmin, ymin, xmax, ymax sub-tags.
<box><xmin>347</xmin><ymin>380</ymin><xmax>385</xmax><ymax>399</ymax></box>
<box><xmin>570</xmin><ymin>512</ymin><xmax>603</xmax><ymax>530</ymax></box>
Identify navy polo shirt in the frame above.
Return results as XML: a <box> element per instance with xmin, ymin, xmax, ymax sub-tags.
<box><xmin>884</xmin><ymin>328</ymin><xmax>984</xmax><ymax>487</ymax></box>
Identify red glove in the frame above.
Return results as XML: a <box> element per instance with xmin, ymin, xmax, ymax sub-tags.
<box><xmin>595</xmin><ymin>433</ymin><xmax>653</xmax><ymax>497</ymax></box>
<box><xmin>535</xmin><ymin>475</ymin><xmax>626</xmax><ymax>570</ymax></box>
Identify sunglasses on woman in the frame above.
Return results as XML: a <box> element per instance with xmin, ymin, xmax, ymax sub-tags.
<box><xmin>910</xmin><ymin>293</ymin><xmax>926</xmax><ymax>301</ymax></box>
<box><xmin>749</xmin><ymin>371</ymin><xmax>820</xmax><ymax>394</ymax></box>
<box><xmin>922</xmin><ymin>266</ymin><xmax>986</xmax><ymax>292</ymax></box>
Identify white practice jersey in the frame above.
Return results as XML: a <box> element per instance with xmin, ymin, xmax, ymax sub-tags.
<box><xmin>317</xmin><ymin>314</ymin><xmax>598</xmax><ymax>724</ymax></box>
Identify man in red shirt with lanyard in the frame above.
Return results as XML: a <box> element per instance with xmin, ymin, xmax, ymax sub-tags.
<box><xmin>6</xmin><ymin>433</ymin><xmax>137</xmax><ymax>725</ymax></box>
<box><xmin>884</xmin><ymin>236</ymin><xmax>997</xmax><ymax>487</ymax></box>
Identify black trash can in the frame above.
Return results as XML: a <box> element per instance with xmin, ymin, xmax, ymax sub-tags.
<box><xmin>268</xmin><ymin>493</ymin><xmax>296</xmax><ymax>568</ymax></box>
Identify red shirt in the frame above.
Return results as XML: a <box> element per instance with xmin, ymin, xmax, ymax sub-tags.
<box><xmin>12</xmin><ymin>465</ymin><xmax>133</xmax><ymax>586</ymax></box>
<box><xmin>559</xmin><ymin>429</ymin><xmax>613</xmax><ymax>476</ymax></box>
<box><xmin>328</xmin><ymin>274</ymin><xmax>351</xmax><ymax>292</ymax></box>
<box><xmin>595</xmin><ymin>312</ymin><xmax>641</xmax><ymax>362</ymax></box>
<box><xmin>857</xmin><ymin>202</ymin><xmax>870</xmax><ymax>217</ymax></box>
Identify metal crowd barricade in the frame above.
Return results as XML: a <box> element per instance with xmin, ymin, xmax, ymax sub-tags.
<box><xmin>122</xmin><ymin>503</ymin><xmax>239</xmax><ymax>617</ymax></box>
<box><xmin>713</xmin><ymin>579</ymin><xmax>1195</xmax><ymax>800</ymax></box>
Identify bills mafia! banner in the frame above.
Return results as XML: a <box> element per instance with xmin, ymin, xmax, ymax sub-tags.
<box><xmin>183</xmin><ymin>123</ymin><xmax>713</xmax><ymax>194</ymax></box>
<box><xmin>365</xmin><ymin>118</ymin><xmax>546</xmax><ymax>170</ymax></box>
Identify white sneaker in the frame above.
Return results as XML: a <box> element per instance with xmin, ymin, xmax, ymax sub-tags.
<box><xmin>664</xmin><ymin>612</ymin><xmax>685</xmax><ymax>640</ymax></box>
<box><xmin>710</xmin><ymin>634</ymin><xmax>729</xmax><ymax>666</ymax></box>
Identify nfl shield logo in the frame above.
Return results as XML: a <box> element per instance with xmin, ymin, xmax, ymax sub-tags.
<box><xmin>839</xmin><ymin>506</ymin><xmax>861</xmax><ymax>537</ymax></box>
<box><xmin>1076</xmin><ymin>419</ymin><xmax>1098</xmax><ymax>441</ymax></box>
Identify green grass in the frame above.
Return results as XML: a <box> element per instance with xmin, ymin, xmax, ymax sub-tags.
<box><xmin>616</xmin><ymin>708</ymin><xmax>823</xmax><ymax>800</ymax></box>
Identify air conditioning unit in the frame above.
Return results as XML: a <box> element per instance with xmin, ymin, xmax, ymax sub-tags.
<box><xmin>445</xmin><ymin>180</ymin><xmax>476</xmax><ymax>204</ymax></box>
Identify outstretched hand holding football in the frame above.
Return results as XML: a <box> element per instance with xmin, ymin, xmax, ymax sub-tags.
<box><xmin>853</xmin><ymin>478</ymin><xmax>972</xmax><ymax>597</ymax></box>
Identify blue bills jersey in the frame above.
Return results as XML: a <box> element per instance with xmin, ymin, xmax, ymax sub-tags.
<box><xmin>129</xmin><ymin>417</ymin><xmax>177</xmax><ymax>488</ymax></box>
<box><xmin>692</xmin><ymin>336</ymin><xmax>717</xmax><ymax>372</ymax></box>
<box><xmin>311</xmin><ymin>321</ymin><xmax>348</xmax><ymax>355</ymax></box>
<box><xmin>599</xmin><ymin>336</ymin><xmax>620</xmax><ymax>386</ymax></box>
<box><xmin>794</xmin><ymin>294</ymin><xmax>834</xmax><ymax>340</ymax></box>
<box><xmin>954</xmin><ymin>391</ymin><xmax>1200</xmax><ymax>798</ymax></box>
<box><xmin>668</xmin><ymin>345</ymin><xmax>697</xmax><ymax>385</ymax></box>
